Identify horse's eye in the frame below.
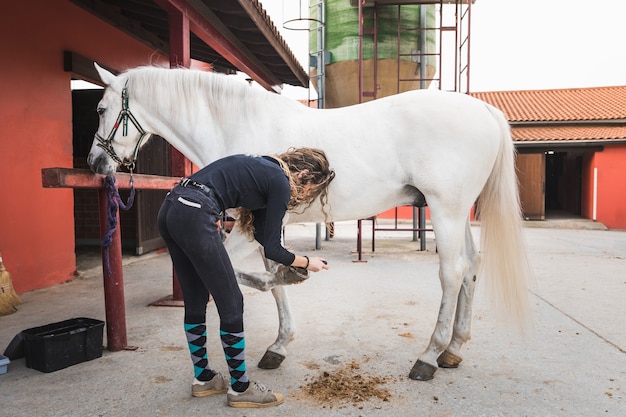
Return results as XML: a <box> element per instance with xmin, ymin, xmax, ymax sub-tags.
<box><xmin>97</xmin><ymin>107</ymin><xmax>105</xmax><ymax>115</ymax></box>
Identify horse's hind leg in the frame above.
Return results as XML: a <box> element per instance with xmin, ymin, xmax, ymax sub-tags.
<box><xmin>409</xmin><ymin>213</ymin><xmax>469</xmax><ymax>381</ymax></box>
<box><xmin>438</xmin><ymin>221</ymin><xmax>480</xmax><ymax>369</ymax></box>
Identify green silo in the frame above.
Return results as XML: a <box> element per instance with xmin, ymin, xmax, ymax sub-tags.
<box><xmin>310</xmin><ymin>0</ymin><xmax>437</xmax><ymax>108</ymax></box>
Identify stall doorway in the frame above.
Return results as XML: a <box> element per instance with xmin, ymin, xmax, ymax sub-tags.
<box><xmin>545</xmin><ymin>151</ymin><xmax>583</xmax><ymax>218</ymax></box>
<box><xmin>71</xmin><ymin>86</ymin><xmax>169</xmax><ymax>257</ymax></box>
<box><xmin>517</xmin><ymin>150</ymin><xmax>584</xmax><ymax>221</ymax></box>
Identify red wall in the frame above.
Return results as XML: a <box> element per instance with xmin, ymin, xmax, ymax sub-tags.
<box><xmin>567</xmin><ymin>146</ymin><xmax>626</xmax><ymax>230</ymax></box>
<box><xmin>0</xmin><ymin>1</ymin><xmax>167</xmax><ymax>293</ymax></box>
<box><xmin>377</xmin><ymin>206</ymin><xmax>425</xmax><ymax>220</ymax></box>
<box><xmin>591</xmin><ymin>145</ymin><xmax>626</xmax><ymax>229</ymax></box>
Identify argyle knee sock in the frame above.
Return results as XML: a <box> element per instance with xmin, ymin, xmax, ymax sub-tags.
<box><xmin>220</xmin><ymin>329</ymin><xmax>250</xmax><ymax>392</ymax></box>
<box><xmin>184</xmin><ymin>322</ymin><xmax>216</xmax><ymax>382</ymax></box>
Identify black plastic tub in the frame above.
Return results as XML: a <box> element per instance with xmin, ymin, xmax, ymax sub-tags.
<box><xmin>22</xmin><ymin>318</ymin><xmax>104</xmax><ymax>373</ymax></box>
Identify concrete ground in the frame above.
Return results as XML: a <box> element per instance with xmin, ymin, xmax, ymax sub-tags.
<box><xmin>1</xmin><ymin>219</ymin><xmax>625</xmax><ymax>417</ymax></box>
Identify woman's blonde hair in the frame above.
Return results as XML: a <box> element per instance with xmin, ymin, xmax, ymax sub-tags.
<box><xmin>237</xmin><ymin>147</ymin><xmax>335</xmax><ymax>239</ymax></box>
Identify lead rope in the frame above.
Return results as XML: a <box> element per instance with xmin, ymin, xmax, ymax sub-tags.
<box><xmin>102</xmin><ymin>174</ymin><xmax>135</xmax><ymax>275</ymax></box>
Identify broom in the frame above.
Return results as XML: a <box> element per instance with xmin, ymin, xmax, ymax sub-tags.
<box><xmin>0</xmin><ymin>250</ymin><xmax>22</xmax><ymax>316</ymax></box>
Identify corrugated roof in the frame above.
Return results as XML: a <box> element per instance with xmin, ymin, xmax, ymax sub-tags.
<box><xmin>471</xmin><ymin>86</ymin><xmax>626</xmax><ymax>143</ymax></box>
<box><xmin>72</xmin><ymin>0</ymin><xmax>308</xmax><ymax>88</ymax></box>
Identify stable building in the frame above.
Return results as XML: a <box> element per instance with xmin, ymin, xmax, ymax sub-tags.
<box><xmin>0</xmin><ymin>0</ymin><xmax>307</xmax><ymax>294</ymax></box>
<box><xmin>473</xmin><ymin>86</ymin><xmax>626</xmax><ymax>229</ymax></box>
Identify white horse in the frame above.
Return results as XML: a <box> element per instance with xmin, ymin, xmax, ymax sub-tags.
<box><xmin>88</xmin><ymin>64</ymin><xmax>532</xmax><ymax>381</ymax></box>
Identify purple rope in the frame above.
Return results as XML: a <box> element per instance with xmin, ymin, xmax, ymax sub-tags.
<box><xmin>102</xmin><ymin>175</ymin><xmax>135</xmax><ymax>275</ymax></box>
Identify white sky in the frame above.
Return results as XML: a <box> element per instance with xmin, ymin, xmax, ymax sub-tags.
<box><xmin>259</xmin><ymin>0</ymin><xmax>626</xmax><ymax>98</ymax></box>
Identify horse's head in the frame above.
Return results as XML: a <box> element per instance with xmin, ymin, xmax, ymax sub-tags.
<box><xmin>87</xmin><ymin>63</ymin><xmax>151</xmax><ymax>175</ymax></box>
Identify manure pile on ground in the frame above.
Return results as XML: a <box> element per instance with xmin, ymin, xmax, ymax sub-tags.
<box><xmin>298</xmin><ymin>360</ymin><xmax>395</xmax><ymax>408</ymax></box>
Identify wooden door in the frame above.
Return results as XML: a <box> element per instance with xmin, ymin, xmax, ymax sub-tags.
<box><xmin>516</xmin><ymin>153</ymin><xmax>545</xmax><ymax>220</ymax></box>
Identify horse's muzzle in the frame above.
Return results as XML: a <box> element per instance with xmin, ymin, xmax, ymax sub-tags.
<box><xmin>87</xmin><ymin>152</ymin><xmax>116</xmax><ymax>175</ymax></box>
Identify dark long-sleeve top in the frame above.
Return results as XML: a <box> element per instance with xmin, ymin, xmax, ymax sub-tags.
<box><xmin>188</xmin><ymin>154</ymin><xmax>295</xmax><ymax>266</ymax></box>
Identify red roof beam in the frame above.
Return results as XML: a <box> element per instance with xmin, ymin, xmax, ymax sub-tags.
<box><xmin>154</xmin><ymin>0</ymin><xmax>282</xmax><ymax>92</ymax></box>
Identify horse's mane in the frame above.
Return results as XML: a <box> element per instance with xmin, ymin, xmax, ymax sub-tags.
<box><xmin>123</xmin><ymin>66</ymin><xmax>302</xmax><ymax>121</ymax></box>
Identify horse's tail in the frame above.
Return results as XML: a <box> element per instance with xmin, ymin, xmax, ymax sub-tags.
<box><xmin>477</xmin><ymin>104</ymin><xmax>533</xmax><ymax>333</ymax></box>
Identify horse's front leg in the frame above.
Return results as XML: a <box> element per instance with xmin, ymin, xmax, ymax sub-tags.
<box><xmin>224</xmin><ymin>230</ymin><xmax>298</xmax><ymax>369</ymax></box>
<box><xmin>437</xmin><ymin>222</ymin><xmax>480</xmax><ymax>369</ymax></box>
<box><xmin>257</xmin><ymin>285</ymin><xmax>295</xmax><ymax>369</ymax></box>
<box><xmin>231</xmin><ymin>269</ymin><xmax>296</xmax><ymax>368</ymax></box>
<box><xmin>409</xmin><ymin>222</ymin><xmax>468</xmax><ymax>381</ymax></box>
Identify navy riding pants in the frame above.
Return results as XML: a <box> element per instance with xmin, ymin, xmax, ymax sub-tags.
<box><xmin>157</xmin><ymin>185</ymin><xmax>244</xmax><ymax>330</ymax></box>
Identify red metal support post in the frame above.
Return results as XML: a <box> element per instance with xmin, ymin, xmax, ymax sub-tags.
<box><xmin>167</xmin><ymin>7</ymin><xmax>190</xmax><ymax>69</ymax></box>
<box><xmin>97</xmin><ymin>188</ymin><xmax>128</xmax><ymax>351</ymax></box>
<box><xmin>165</xmin><ymin>7</ymin><xmax>191</xmax><ymax>304</ymax></box>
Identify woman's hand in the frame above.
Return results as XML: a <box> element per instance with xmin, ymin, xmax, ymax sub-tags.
<box><xmin>306</xmin><ymin>256</ymin><xmax>329</xmax><ymax>272</ymax></box>
<box><xmin>293</xmin><ymin>255</ymin><xmax>329</xmax><ymax>272</ymax></box>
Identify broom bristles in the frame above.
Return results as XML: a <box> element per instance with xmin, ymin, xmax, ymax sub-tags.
<box><xmin>1</xmin><ymin>276</ymin><xmax>22</xmax><ymax>303</ymax></box>
<box><xmin>0</xmin><ymin>253</ymin><xmax>21</xmax><ymax>316</ymax></box>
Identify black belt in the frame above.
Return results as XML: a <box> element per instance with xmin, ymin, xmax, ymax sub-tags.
<box><xmin>179</xmin><ymin>178</ymin><xmax>213</xmax><ymax>197</ymax></box>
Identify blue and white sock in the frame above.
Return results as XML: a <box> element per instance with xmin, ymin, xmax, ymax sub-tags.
<box><xmin>220</xmin><ymin>329</ymin><xmax>250</xmax><ymax>392</ymax></box>
<box><xmin>184</xmin><ymin>322</ymin><xmax>216</xmax><ymax>382</ymax></box>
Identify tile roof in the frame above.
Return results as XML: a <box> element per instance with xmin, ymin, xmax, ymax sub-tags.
<box><xmin>471</xmin><ymin>86</ymin><xmax>626</xmax><ymax>144</ymax></box>
<box><xmin>471</xmin><ymin>86</ymin><xmax>626</xmax><ymax>122</ymax></box>
<box><xmin>512</xmin><ymin>126</ymin><xmax>626</xmax><ymax>142</ymax></box>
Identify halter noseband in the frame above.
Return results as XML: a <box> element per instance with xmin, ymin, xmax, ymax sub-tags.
<box><xmin>94</xmin><ymin>86</ymin><xmax>150</xmax><ymax>172</ymax></box>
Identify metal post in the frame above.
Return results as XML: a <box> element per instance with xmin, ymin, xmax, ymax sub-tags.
<box><xmin>417</xmin><ymin>4</ymin><xmax>428</xmax><ymax>247</ymax></box>
<box><xmin>315</xmin><ymin>223</ymin><xmax>322</xmax><ymax>249</ymax></box>
<box><xmin>315</xmin><ymin>0</ymin><xmax>326</xmax><ymax>248</ymax></box>
<box><xmin>412</xmin><ymin>207</ymin><xmax>418</xmax><ymax>241</ymax></box>
<box><xmin>419</xmin><ymin>206</ymin><xmax>426</xmax><ymax>251</ymax></box>
<box><xmin>356</xmin><ymin>219</ymin><xmax>363</xmax><ymax>261</ymax></box>
<box><xmin>317</xmin><ymin>0</ymin><xmax>325</xmax><ymax>109</ymax></box>
<box><xmin>98</xmin><ymin>188</ymin><xmax>128</xmax><ymax>351</ymax></box>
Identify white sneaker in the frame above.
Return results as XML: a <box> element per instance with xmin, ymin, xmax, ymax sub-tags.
<box><xmin>227</xmin><ymin>381</ymin><xmax>284</xmax><ymax>408</ymax></box>
<box><xmin>191</xmin><ymin>373</ymin><xmax>229</xmax><ymax>397</ymax></box>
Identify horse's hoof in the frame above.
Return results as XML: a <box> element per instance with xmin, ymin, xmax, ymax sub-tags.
<box><xmin>258</xmin><ymin>350</ymin><xmax>286</xmax><ymax>369</ymax></box>
<box><xmin>437</xmin><ymin>350</ymin><xmax>463</xmax><ymax>368</ymax></box>
<box><xmin>409</xmin><ymin>360</ymin><xmax>437</xmax><ymax>381</ymax></box>
<box><xmin>276</xmin><ymin>265</ymin><xmax>309</xmax><ymax>285</ymax></box>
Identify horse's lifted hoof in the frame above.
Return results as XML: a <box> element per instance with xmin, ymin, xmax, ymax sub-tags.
<box><xmin>258</xmin><ymin>350</ymin><xmax>286</xmax><ymax>369</ymax></box>
<box><xmin>437</xmin><ymin>350</ymin><xmax>463</xmax><ymax>368</ymax></box>
<box><xmin>409</xmin><ymin>360</ymin><xmax>437</xmax><ymax>381</ymax></box>
<box><xmin>276</xmin><ymin>265</ymin><xmax>309</xmax><ymax>285</ymax></box>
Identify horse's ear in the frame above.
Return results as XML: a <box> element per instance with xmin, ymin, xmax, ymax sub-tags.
<box><xmin>94</xmin><ymin>62</ymin><xmax>116</xmax><ymax>86</ymax></box>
